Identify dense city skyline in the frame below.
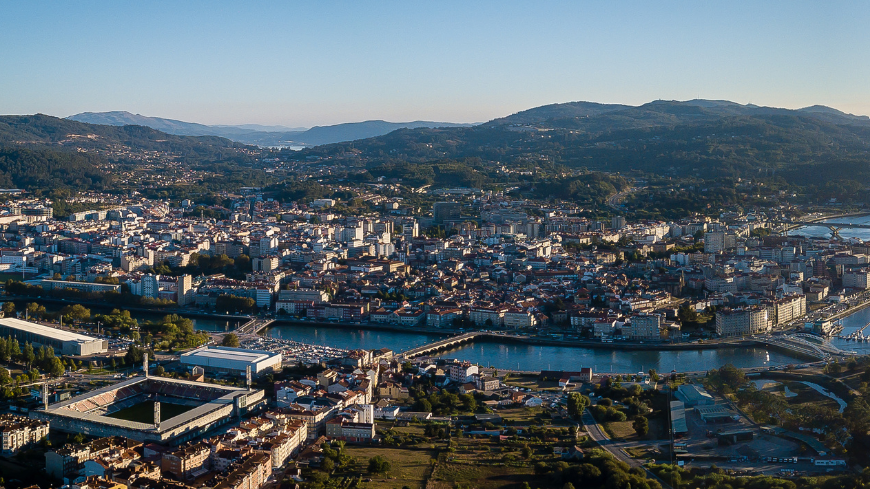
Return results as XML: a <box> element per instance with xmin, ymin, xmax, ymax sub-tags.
<box><xmin>2</xmin><ymin>1</ymin><xmax>869</xmax><ymax>126</ymax></box>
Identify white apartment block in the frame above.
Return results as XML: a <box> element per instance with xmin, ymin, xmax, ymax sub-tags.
<box><xmin>766</xmin><ymin>295</ymin><xmax>807</xmax><ymax>326</ymax></box>
<box><xmin>625</xmin><ymin>313</ymin><xmax>661</xmax><ymax>340</ymax></box>
<box><xmin>0</xmin><ymin>414</ymin><xmax>49</xmax><ymax>454</ymax></box>
<box><xmin>715</xmin><ymin>307</ymin><xmax>770</xmax><ymax>337</ymax></box>
<box><xmin>448</xmin><ymin>363</ymin><xmax>479</xmax><ymax>383</ymax></box>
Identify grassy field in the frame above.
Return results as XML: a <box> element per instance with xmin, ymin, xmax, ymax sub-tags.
<box><xmin>498</xmin><ymin>406</ymin><xmax>552</xmax><ymax>425</ymax></box>
<box><xmin>430</xmin><ymin>462</ymin><xmax>537</xmax><ymax>489</ymax></box>
<box><xmin>107</xmin><ymin>400</ymin><xmax>195</xmax><ymax>423</ymax></box>
<box><xmin>343</xmin><ymin>445</ymin><xmax>439</xmax><ymax>489</ymax></box>
<box><xmin>624</xmin><ymin>445</ymin><xmax>657</xmax><ymax>459</ymax></box>
<box><xmin>603</xmin><ymin>420</ymin><xmax>636</xmax><ymax>440</ymax></box>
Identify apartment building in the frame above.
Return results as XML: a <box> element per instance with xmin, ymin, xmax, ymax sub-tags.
<box><xmin>715</xmin><ymin>307</ymin><xmax>771</xmax><ymax>337</ymax></box>
<box><xmin>0</xmin><ymin>413</ymin><xmax>49</xmax><ymax>454</ymax></box>
<box><xmin>161</xmin><ymin>443</ymin><xmax>210</xmax><ymax>480</ymax></box>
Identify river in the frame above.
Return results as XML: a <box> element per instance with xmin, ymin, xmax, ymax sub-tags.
<box><xmin>793</xmin><ymin>214</ymin><xmax>870</xmax><ymax>240</ymax></box>
<box><xmin>830</xmin><ymin>304</ymin><xmax>870</xmax><ymax>354</ymax></box>
<box><xmin>13</xmin><ymin>301</ymin><xmax>814</xmax><ymax>373</ymax></box>
<box><xmin>262</xmin><ymin>323</ymin><xmax>801</xmax><ymax>373</ymax></box>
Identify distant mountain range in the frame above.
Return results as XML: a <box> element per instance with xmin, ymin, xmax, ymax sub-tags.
<box><xmin>67</xmin><ymin>111</ymin><xmax>476</xmax><ymax>147</ymax></box>
<box><xmin>294</xmin><ymin>99</ymin><xmax>870</xmax><ymax>189</ymax></box>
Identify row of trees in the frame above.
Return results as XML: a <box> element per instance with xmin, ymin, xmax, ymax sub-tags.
<box><xmin>5</xmin><ymin>280</ymin><xmax>176</xmax><ymax>309</ymax></box>
<box><xmin>0</xmin><ymin>335</ymin><xmax>65</xmax><ymax>377</ymax></box>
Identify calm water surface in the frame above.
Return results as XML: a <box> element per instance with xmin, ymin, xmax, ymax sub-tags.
<box><xmin>264</xmin><ymin>323</ymin><xmax>800</xmax><ymax>373</ymax></box>
<box><xmin>794</xmin><ymin>214</ymin><xmax>870</xmax><ymax>240</ymax></box>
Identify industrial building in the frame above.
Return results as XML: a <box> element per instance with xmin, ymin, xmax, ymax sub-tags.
<box><xmin>675</xmin><ymin>384</ymin><xmax>715</xmax><ymax>407</ymax></box>
<box><xmin>179</xmin><ymin>346</ymin><xmax>282</xmax><ymax>378</ymax></box>
<box><xmin>0</xmin><ymin>318</ymin><xmax>107</xmax><ymax>356</ymax></box>
<box><xmin>670</xmin><ymin>400</ymin><xmax>688</xmax><ymax>436</ymax></box>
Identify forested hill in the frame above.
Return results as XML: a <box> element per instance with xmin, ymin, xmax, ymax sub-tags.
<box><xmin>0</xmin><ymin>114</ymin><xmax>248</xmax><ymax>155</ymax></box>
<box><xmin>290</xmin><ymin>99</ymin><xmax>870</xmax><ymax>186</ymax></box>
<box><xmin>0</xmin><ymin>114</ymin><xmax>257</xmax><ymax>194</ymax></box>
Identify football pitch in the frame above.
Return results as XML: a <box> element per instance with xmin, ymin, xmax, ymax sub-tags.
<box><xmin>106</xmin><ymin>400</ymin><xmax>195</xmax><ymax>423</ymax></box>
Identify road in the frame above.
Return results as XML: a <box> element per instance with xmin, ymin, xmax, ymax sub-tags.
<box><xmin>606</xmin><ymin>187</ymin><xmax>639</xmax><ymax>211</ymax></box>
<box><xmin>581</xmin><ymin>409</ymin><xmax>673</xmax><ymax>489</ymax></box>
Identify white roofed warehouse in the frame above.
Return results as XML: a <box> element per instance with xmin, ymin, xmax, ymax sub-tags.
<box><xmin>0</xmin><ymin>318</ymin><xmax>107</xmax><ymax>356</ymax></box>
<box><xmin>179</xmin><ymin>346</ymin><xmax>281</xmax><ymax>378</ymax></box>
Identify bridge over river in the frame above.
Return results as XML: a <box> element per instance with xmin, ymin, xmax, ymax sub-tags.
<box><xmin>754</xmin><ymin>333</ymin><xmax>855</xmax><ymax>361</ymax></box>
<box><xmin>399</xmin><ymin>332</ymin><xmax>482</xmax><ymax>359</ymax></box>
<box><xmin>773</xmin><ymin>214</ymin><xmax>870</xmax><ymax>238</ymax></box>
<box><xmin>396</xmin><ymin>330</ymin><xmax>856</xmax><ymax>368</ymax></box>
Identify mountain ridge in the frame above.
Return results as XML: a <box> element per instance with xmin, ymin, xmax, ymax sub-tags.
<box><xmin>67</xmin><ymin>111</ymin><xmax>475</xmax><ymax>147</ymax></box>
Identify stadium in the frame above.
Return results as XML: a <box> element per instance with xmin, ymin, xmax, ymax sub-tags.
<box><xmin>30</xmin><ymin>375</ymin><xmax>264</xmax><ymax>445</ymax></box>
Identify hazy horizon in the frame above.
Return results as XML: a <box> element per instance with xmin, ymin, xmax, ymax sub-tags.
<box><xmin>2</xmin><ymin>1</ymin><xmax>868</xmax><ymax>127</ymax></box>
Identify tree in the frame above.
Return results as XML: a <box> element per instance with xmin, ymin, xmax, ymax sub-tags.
<box><xmin>215</xmin><ymin>294</ymin><xmax>256</xmax><ymax>313</ymax></box>
<box><xmin>26</xmin><ymin>302</ymin><xmax>45</xmax><ymax>319</ymax></box>
<box><xmin>459</xmin><ymin>393</ymin><xmax>477</xmax><ymax>413</ymax></box>
<box><xmin>221</xmin><ymin>333</ymin><xmax>241</xmax><ymax>348</ymax></box>
<box><xmin>567</xmin><ymin>392</ymin><xmax>589</xmax><ymax>419</ymax></box>
<box><xmin>678</xmin><ymin>304</ymin><xmax>698</xmax><ymax>323</ymax></box>
<box><xmin>155</xmin><ymin>365</ymin><xmax>165</xmax><ymax>376</ymax></box>
<box><xmin>8</xmin><ymin>338</ymin><xmax>18</xmax><ymax>360</ymax></box>
<box><xmin>320</xmin><ymin>457</ymin><xmax>334</xmax><ymax>473</ymax></box>
<box><xmin>1</xmin><ymin>302</ymin><xmax>15</xmax><ymax>316</ymax></box>
<box><xmin>844</xmin><ymin>397</ymin><xmax>870</xmax><ymax>436</ymax></box>
<box><xmin>633</xmin><ymin>415</ymin><xmax>649</xmax><ymax>436</ymax></box>
<box><xmin>125</xmin><ymin>344</ymin><xmax>147</xmax><ymax>365</ymax></box>
<box><xmin>49</xmin><ymin>357</ymin><xmax>65</xmax><ymax>378</ymax></box>
<box><xmin>415</xmin><ymin>399</ymin><xmax>433</xmax><ymax>412</ymax></box>
<box><xmin>23</xmin><ymin>342</ymin><xmax>34</xmax><ymax>368</ymax></box>
<box><xmin>61</xmin><ymin>304</ymin><xmax>91</xmax><ymax>323</ymax></box>
<box><xmin>368</xmin><ymin>455</ymin><xmax>391</xmax><ymax>474</ymax></box>
<box><xmin>0</xmin><ymin>337</ymin><xmax>7</xmax><ymax>362</ymax></box>
<box><xmin>521</xmin><ymin>445</ymin><xmax>532</xmax><ymax>458</ymax></box>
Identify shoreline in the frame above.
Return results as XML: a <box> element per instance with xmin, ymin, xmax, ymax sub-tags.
<box><xmin>263</xmin><ymin>318</ymin><xmax>761</xmax><ymax>353</ymax></box>
<box><xmin>5</xmin><ymin>295</ymin><xmax>852</xmax><ymax>360</ymax></box>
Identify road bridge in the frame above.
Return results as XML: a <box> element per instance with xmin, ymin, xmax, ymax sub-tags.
<box><xmin>755</xmin><ymin>333</ymin><xmax>854</xmax><ymax>361</ymax></box>
<box><xmin>773</xmin><ymin>218</ymin><xmax>870</xmax><ymax>238</ymax></box>
<box><xmin>233</xmin><ymin>318</ymin><xmax>275</xmax><ymax>336</ymax></box>
<box><xmin>399</xmin><ymin>332</ymin><xmax>482</xmax><ymax>359</ymax></box>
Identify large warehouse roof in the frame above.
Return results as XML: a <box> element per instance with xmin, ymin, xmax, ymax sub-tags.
<box><xmin>0</xmin><ymin>317</ymin><xmax>99</xmax><ymax>343</ymax></box>
<box><xmin>181</xmin><ymin>346</ymin><xmax>276</xmax><ymax>363</ymax></box>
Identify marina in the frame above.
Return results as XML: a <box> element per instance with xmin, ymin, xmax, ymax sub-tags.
<box><xmin>238</xmin><ymin>334</ymin><xmax>349</xmax><ymax>365</ymax></box>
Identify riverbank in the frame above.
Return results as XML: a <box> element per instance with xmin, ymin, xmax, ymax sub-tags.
<box><xmin>263</xmin><ymin>318</ymin><xmax>764</xmax><ymax>353</ymax></box>
<box><xmin>3</xmin><ymin>295</ymin><xmax>781</xmax><ymax>354</ymax></box>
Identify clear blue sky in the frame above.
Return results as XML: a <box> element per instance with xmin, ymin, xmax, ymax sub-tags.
<box><xmin>1</xmin><ymin>1</ymin><xmax>868</xmax><ymax>127</ymax></box>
